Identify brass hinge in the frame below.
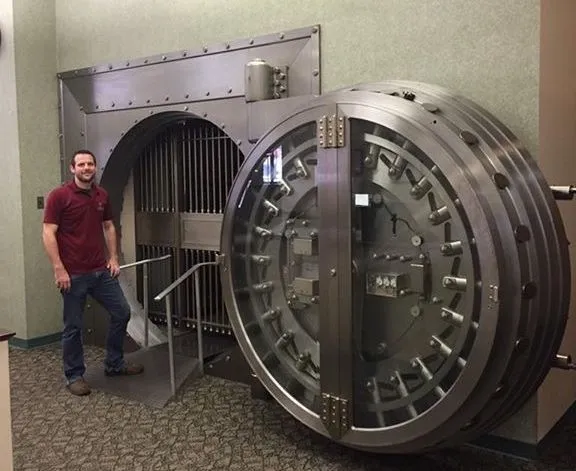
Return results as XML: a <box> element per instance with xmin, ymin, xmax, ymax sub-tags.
<box><xmin>321</xmin><ymin>393</ymin><xmax>351</xmax><ymax>439</ymax></box>
<box><xmin>318</xmin><ymin>114</ymin><xmax>345</xmax><ymax>148</ymax></box>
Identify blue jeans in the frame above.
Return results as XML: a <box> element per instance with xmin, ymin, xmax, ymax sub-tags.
<box><xmin>61</xmin><ymin>270</ymin><xmax>130</xmax><ymax>383</ymax></box>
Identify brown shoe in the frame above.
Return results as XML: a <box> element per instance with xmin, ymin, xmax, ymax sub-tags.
<box><xmin>104</xmin><ymin>362</ymin><xmax>144</xmax><ymax>377</ymax></box>
<box><xmin>67</xmin><ymin>378</ymin><xmax>91</xmax><ymax>396</ymax></box>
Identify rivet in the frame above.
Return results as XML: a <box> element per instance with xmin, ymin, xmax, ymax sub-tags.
<box><xmin>108</xmin><ymin>65</ymin><xmax>113</xmax><ymax>70</ymax></box>
<box><xmin>165</xmin><ymin>96</ymin><xmax>170</xmax><ymax>101</ymax></box>
<box><xmin>95</xmin><ymin>105</ymin><xmax>100</xmax><ymax>109</ymax></box>
<box><xmin>203</xmin><ymin>112</ymin><xmax>208</xmax><ymax>118</ymax></box>
<box><xmin>109</xmin><ymin>148</ymin><xmax>113</xmax><ymax>153</ymax></box>
<box><xmin>184</xmin><ymin>106</ymin><xmax>189</xmax><ymax>111</ymax></box>
<box><xmin>92</xmin><ymin>68</ymin><xmax>96</xmax><ymax>72</ymax></box>
<box><xmin>249</xmin><ymin>39</ymin><xmax>254</xmax><ymax>45</ymax></box>
<box><xmin>493</xmin><ymin>173</ymin><xmax>510</xmax><ymax>189</ymax></box>
<box><xmin>126</xmin><ymin>62</ymin><xmax>130</xmax><ymax>67</ymax></box>
<box><xmin>144</xmin><ymin>59</ymin><xmax>149</xmax><ymax>64</ymax></box>
<box><xmin>80</xmin><ymin>131</ymin><xmax>84</xmax><ymax>136</ymax></box>
<box><xmin>111</xmin><ymin>103</ymin><xmax>115</xmax><ymax>107</ymax></box>
<box><xmin>279</xmin><ymin>33</ymin><xmax>285</xmax><ymax>39</ymax></box>
<box><xmin>206</xmin><ymin>92</ymin><xmax>210</xmax><ymax>96</ymax></box>
<box><xmin>492</xmin><ymin>383</ymin><xmax>506</xmax><ymax>398</ymax></box>
<box><xmin>522</xmin><ymin>282</ymin><xmax>537</xmax><ymax>299</ymax></box>
<box><xmin>237</xmin><ymin>140</ymin><xmax>242</xmax><ymax>145</ymax></box>
<box><xmin>515</xmin><ymin>225</ymin><xmax>531</xmax><ymax>243</ymax></box>
<box><xmin>221</xmin><ymin>123</ymin><xmax>226</xmax><ymax>129</ymax></box>
<box><xmin>183</xmin><ymin>52</ymin><xmax>187</xmax><ymax>57</ymax></box>
<box><xmin>79</xmin><ymin>106</ymin><xmax>84</xmax><ymax>111</ymax></box>
<box><xmin>312</xmin><ymin>26</ymin><xmax>318</xmax><ymax>34</ymax></box>
<box><xmin>203</xmin><ymin>46</ymin><xmax>208</xmax><ymax>53</ymax></box>
<box><xmin>121</xmin><ymin>132</ymin><xmax>124</xmax><ymax>136</ymax></box>
<box><xmin>313</xmin><ymin>69</ymin><xmax>319</xmax><ymax>77</ymax></box>
<box><xmin>422</xmin><ymin>103</ymin><xmax>439</xmax><ymax>113</ymax></box>
<box><xmin>150</xmin><ymin>110</ymin><xmax>154</xmax><ymax>115</ymax></box>
<box><xmin>128</xmin><ymin>101</ymin><xmax>133</xmax><ymax>105</ymax></box>
<box><xmin>459</xmin><ymin>130</ymin><xmax>479</xmax><ymax>146</ymax></box>
<box><xmin>515</xmin><ymin>337</ymin><xmax>529</xmax><ymax>354</ymax></box>
<box><xmin>146</xmin><ymin>99</ymin><xmax>151</xmax><ymax>104</ymax></box>
<box><xmin>134</xmin><ymin>119</ymin><xmax>139</xmax><ymax>123</ymax></box>
<box><xmin>228</xmin><ymin>88</ymin><xmax>232</xmax><ymax>94</ymax></box>
<box><xmin>225</xmin><ymin>43</ymin><xmax>230</xmax><ymax>49</ymax></box>
<box><xmin>162</xmin><ymin>55</ymin><xmax>167</xmax><ymax>61</ymax></box>
<box><xmin>185</xmin><ymin>94</ymin><xmax>190</xmax><ymax>99</ymax></box>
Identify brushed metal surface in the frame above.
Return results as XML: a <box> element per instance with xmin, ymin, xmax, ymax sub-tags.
<box><xmin>219</xmin><ymin>82</ymin><xmax>570</xmax><ymax>453</ymax></box>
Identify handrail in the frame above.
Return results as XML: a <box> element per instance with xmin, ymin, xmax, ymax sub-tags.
<box><xmin>119</xmin><ymin>254</ymin><xmax>172</xmax><ymax>347</ymax></box>
<box><xmin>154</xmin><ymin>261</ymin><xmax>215</xmax><ymax>302</ymax></box>
<box><xmin>153</xmin><ymin>260</ymin><xmax>220</xmax><ymax>396</ymax></box>
<box><xmin>120</xmin><ymin>254</ymin><xmax>171</xmax><ymax>270</ymax></box>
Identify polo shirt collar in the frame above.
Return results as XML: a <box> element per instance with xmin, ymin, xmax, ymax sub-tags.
<box><xmin>67</xmin><ymin>179</ymin><xmax>95</xmax><ymax>193</ymax></box>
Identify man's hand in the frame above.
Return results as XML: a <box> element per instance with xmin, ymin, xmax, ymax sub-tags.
<box><xmin>54</xmin><ymin>266</ymin><xmax>71</xmax><ymax>292</ymax></box>
<box><xmin>107</xmin><ymin>258</ymin><xmax>121</xmax><ymax>278</ymax></box>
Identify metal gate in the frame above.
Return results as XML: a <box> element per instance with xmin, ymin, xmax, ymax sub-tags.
<box><xmin>133</xmin><ymin>118</ymin><xmax>244</xmax><ymax>334</ymax></box>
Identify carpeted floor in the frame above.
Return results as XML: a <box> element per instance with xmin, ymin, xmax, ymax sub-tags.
<box><xmin>8</xmin><ymin>344</ymin><xmax>576</xmax><ymax>470</ymax></box>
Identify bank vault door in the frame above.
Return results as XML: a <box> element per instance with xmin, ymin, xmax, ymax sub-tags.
<box><xmin>220</xmin><ymin>82</ymin><xmax>570</xmax><ymax>454</ymax></box>
<box><xmin>134</xmin><ymin>119</ymin><xmax>244</xmax><ymax>335</ymax></box>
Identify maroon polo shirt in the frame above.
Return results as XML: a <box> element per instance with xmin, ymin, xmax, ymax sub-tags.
<box><xmin>43</xmin><ymin>180</ymin><xmax>113</xmax><ymax>274</ymax></box>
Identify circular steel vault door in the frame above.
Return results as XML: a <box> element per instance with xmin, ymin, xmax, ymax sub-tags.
<box><xmin>219</xmin><ymin>82</ymin><xmax>570</xmax><ymax>453</ymax></box>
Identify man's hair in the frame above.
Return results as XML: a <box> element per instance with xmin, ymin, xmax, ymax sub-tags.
<box><xmin>70</xmin><ymin>150</ymin><xmax>96</xmax><ymax>167</ymax></box>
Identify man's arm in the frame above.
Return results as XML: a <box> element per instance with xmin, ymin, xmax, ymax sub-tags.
<box><xmin>42</xmin><ymin>223</ymin><xmax>71</xmax><ymax>291</ymax></box>
<box><xmin>103</xmin><ymin>220</ymin><xmax>120</xmax><ymax>277</ymax></box>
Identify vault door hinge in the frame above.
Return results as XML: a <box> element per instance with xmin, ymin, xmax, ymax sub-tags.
<box><xmin>321</xmin><ymin>393</ymin><xmax>351</xmax><ymax>439</ymax></box>
<box><xmin>318</xmin><ymin>114</ymin><xmax>345</xmax><ymax>148</ymax></box>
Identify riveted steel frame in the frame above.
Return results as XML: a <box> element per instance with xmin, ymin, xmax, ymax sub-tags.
<box><xmin>57</xmin><ymin>25</ymin><xmax>321</xmax><ymax>347</ymax></box>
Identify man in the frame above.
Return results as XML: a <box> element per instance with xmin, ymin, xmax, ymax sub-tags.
<box><xmin>42</xmin><ymin>149</ymin><xmax>143</xmax><ymax>396</ymax></box>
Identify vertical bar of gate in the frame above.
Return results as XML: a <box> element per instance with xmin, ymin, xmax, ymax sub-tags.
<box><xmin>143</xmin><ymin>263</ymin><xmax>149</xmax><ymax>347</ymax></box>
<box><xmin>195</xmin><ymin>269</ymin><xmax>204</xmax><ymax>374</ymax></box>
<box><xmin>173</xmin><ymin>128</ymin><xmax>183</xmax><ymax>325</ymax></box>
<box><xmin>185</xmin><ymin>125</ymin><xmax>190</xmax><ymax>211</ymax></box>
<box><xmin>165</xmin><ymin>295</ymin><xmax>176</xmax><ymax>395</ymax></box>
<box><xmin>199</xmin><ymin>125</ymin><xmax>205</xmax><ymax>213</ymax></box>
<box><xmin>193</xmin><ymin>126</ymin><xmax>198</xmax><ymax>212</ymax></box>
<box><xmin>223</xmin><ymin>132</ymin><xmax>228</xmax><ymax>212</ymax></box>
<box><xmin>144</xmin><ymin>147</ymin><xmax>149</xmax><ymax>212</ymax></box>
<box><xmin>159</xmin><ymin>136</ymin><xmax>164</xmax><ymax>212</ymax></box>
<box><xmin>210</xmin><ymin>126</ymin><xmax>216</xmax><ymax>213</ymax></box>
<box><xmin>154</xmin><ymin>138</ymin><xmax>159</xmax><ymax>212</ymax></box>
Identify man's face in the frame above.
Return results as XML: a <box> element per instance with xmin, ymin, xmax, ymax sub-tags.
<box><xmin>70</xmin><ymin>153</ymin><xmax>96</xmax><ymax>184</ymax></box>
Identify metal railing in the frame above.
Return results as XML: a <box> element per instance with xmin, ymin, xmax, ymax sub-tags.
<box><xmin>154</xmin><ymin>260</ymin><xmax>219</xmax><ymax>396</ymax></box>
<box><xmin>119</xmin><ymin>254</ymin><xmax>172</xmax><ymax>347</ymax></box>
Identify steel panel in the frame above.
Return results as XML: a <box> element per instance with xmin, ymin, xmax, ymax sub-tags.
<box><xmin>135</xmin><ymin>212</ymin><xmax>178</xmax><ymax>246</ymax></box>
<box><xmin>181</xmin><ymin>213</ymin><xmax>223</xmax><ymax>251</ymax></box>
<box><xmin>62</xmin><ymin>39</ymin><xmax>311</xmax><ymax>115</ymax></box>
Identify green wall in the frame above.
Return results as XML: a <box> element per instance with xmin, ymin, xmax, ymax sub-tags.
<box><xmin>0</xmin><ymin>0</ymin><xmax>27</xmax><ymax>337</ymax></box>
<box><xmin>55</xmin><ymin>0</ymin><xmax>540</xmax><ymax>155</ymax></box>
<box><xmin>14</xmin><ymin>0</ymin><xmax>61</xmax><ymax>338</ymax></box>
<box><xmin>0</xmin><ymin>0</ymin><xmax>60</xmax><ymax>339</ymax></box>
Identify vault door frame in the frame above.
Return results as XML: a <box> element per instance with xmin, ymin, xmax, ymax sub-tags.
<box><xmin>56</xmin><ymin>25</ymin><xmax>321</xmax><ymax>347</ymax></box>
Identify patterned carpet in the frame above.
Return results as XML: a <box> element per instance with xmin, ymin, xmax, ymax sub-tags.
<box><xmin>8</xmin><ymin>344</ymin><xmax>576</xmax><ymax>470</ymax></box>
